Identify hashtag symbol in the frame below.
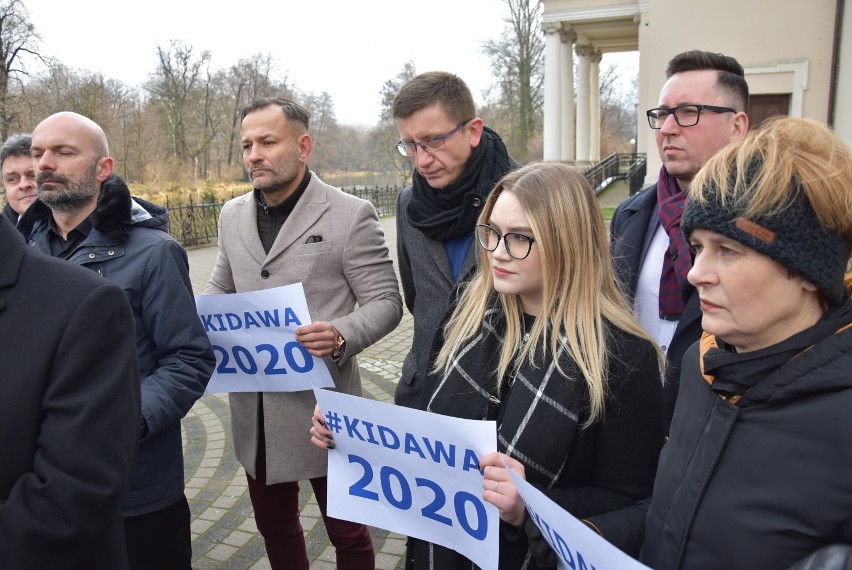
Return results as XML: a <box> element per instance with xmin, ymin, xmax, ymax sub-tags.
<box><xmin>325</xmin><ymin>410</ymin><xmax>342</xmax><ymax>434</ymax></box>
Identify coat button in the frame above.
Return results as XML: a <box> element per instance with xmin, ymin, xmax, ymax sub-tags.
<box><xmin>261</xmin><ymin>270</ymin><xmax>270</xmax><ymax>279</ymax></box>
<box><xmin>472</xmin><ymin>197</ymin><xmax>482</xmax><ymax>207</ymax></box>
<box><xmin>88</xmin><ymin>253</ymin><xmax>96</xmax><ymax>259</ymax></box>
<box><xmin>108</xmin><ymin>250</ymin><xmax>115</xmax><ymax>256</ymax></box>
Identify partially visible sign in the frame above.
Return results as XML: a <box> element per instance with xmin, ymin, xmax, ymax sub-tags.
<box><xmin>507</xmin><ymin>468</ymin><xmax>651</xmax><ymax>570</ymax></box>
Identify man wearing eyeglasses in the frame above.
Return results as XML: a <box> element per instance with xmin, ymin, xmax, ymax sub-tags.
<box><xmin>390</xmin><ymin>71</ymin><xmax>518</xmax><ymax>410</ymax></box>
<box><xmin>610</xmin><ymin>50</ymin><xmax>749</xmax><ymax>427</ymax></box>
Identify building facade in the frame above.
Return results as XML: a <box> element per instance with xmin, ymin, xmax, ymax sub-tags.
<box><xmin>541</xmin><ymin>0</ymin><xmax>852</xmax><ymax>179</ymax></box>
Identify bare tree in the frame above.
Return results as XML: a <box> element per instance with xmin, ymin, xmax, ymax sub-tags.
<box><xmin>302</xmin><ymin>90</ymin><xmax>338</xmax><ymax>176</ymax></box>
<box><xmin>482</xmin><ymin>0</ymin><xmax>544</xmax><ymax>161</ymax></box>
<box><xmin>221</xmin><ymin>53</ymin><xmax>280</xmax><ymax>171</ymax></box>
<box><xmin>0</xmin><ymin>0</ymin><xmax>44</xmax><ymax>139</ymax></box>
<box><xmin>372</xmin><ymin>61</ymin><xmax>417</xmax><ymax>182</ymax></box>
<box><xmin>599</xmin><ymin>63</ymin><xmax>638</xmax><ymax>157</ymax></box>
<box><xmin>145</xmin><ymin>41</ymin><xmax>217</xmax><ymax>177</ymax></box>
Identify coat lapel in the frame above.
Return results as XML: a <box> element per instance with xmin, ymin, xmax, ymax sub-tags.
<box><xmin>425</xmin><ymin>237</ymin><xmax>454</xmax><ymax>285</ymax></box>
<box><xmin>233</xmin><ymin>193</ymin><xmax>268</xmax><ymax>266</ymax></box>
<box><xmin>265</xmin><ymin>173</ymin><xmax>329</xmax><ymax>261</ymax></box>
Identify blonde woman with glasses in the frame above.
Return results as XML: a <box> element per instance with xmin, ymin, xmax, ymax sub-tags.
<box><xmin>408</xmin><ymin>162</ymin><xmax>667</xmax><ymax>569</ymax></box>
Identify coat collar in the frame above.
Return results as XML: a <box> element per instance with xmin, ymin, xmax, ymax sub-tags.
<box><xmin>19</xmin><ymin>175</ymin><xmax>134</xmax><ymax>242</ymax></box>
<box><xmin>235</xmin><ymin>170</ymin><xmax>331</xmax><ymax>263</ymax></box>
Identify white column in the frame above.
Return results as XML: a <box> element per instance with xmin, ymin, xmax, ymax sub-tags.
<box><xmin>590</xmin><ymin>49</ymin><xmax>602</xmax><ymax>162</ymax></box>
<box><xmin>542</xmin><ymin>22</ymin><xmax>563</xmax><ymax>162</ymax></box>
<box><xmin>559</xmin><ymin>28</ymin><xmax>576</xmax><ymax>162</ymax></box>
<box><xmin>575</xmin><ymin>44</ymin><xmax>593</xmax><ymax>162</ymax></box>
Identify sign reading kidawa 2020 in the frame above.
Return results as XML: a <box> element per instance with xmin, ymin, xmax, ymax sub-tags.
<box><xmin>196</xmin><ymin>283</ymin><xmax>334</xmax><ymax>392</ymax></box>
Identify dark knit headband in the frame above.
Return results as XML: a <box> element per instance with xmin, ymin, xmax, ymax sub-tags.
<box><xmin>682</xmin><ymin>181</ymin><xmax>851</xmax><ymax>306</ymax></box>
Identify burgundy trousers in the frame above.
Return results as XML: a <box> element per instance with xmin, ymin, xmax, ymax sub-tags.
<box><xmin>246</xmin><ymin>431</ymin><xmax>375</xmax><ymax>569</ymax></box>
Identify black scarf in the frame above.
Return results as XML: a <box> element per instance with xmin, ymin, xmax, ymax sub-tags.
<box><xmin>406</xmin><ymin>126</ymin><xmax>514</xmax><ymax>241</ymax></box>
<box><xmin>703</xmin><ymin>300</ymin><xmax>852</xmax><ymax>397</ymax></box>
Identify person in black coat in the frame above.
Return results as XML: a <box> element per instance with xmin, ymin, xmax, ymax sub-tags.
<box><xmin>0</xmin><ymin>214</ymin><xmax>140</xmax><ymax>569</ymax></box>
<box><xmin>590</xmin><ymin>117</ymin><xmax>852</xmax><ymax>570</ymax></box>
<box><xmin>20</xmin><ymin>111</ymin><xmax>215</xmax><ymax>570</ymax></box>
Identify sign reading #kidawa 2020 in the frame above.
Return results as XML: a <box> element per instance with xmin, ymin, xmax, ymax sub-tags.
<box><xmin>313</xmin><ymin>387</ymin><xmax>499</xmax><ymax>570</ymax></box>
<box><xmin>196</xmin><ymin>283</ymin><xmax>334</xmax><ymax>392</ymax></box>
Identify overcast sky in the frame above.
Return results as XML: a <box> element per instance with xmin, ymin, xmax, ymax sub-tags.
<box><xmin>24</xmin><ymin>0</ymin><xmax>637</xmax><ymax>126</ymax></box>
<box><xmin>24</xmin><ymin>0</ymin><xmax>511</xmax><ymax>125</ymax></box>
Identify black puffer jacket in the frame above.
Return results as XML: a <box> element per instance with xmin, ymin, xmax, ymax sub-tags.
<box><xmin>639</xmin><ymin>318</ymin><xmax>852</xmax><ymax>570</ymax></box>
<box><xmin>19</xmin><ymin>175</ymin><xmax>215</xmax><ymax>516</ymax></box>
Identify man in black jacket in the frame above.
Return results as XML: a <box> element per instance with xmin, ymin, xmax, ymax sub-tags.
<box><xmin>0</xmin><ymin>214</ymin><xmax>140</xmax><ymax>569</ymax></box>
<box><xmin>609</xmin><ymin>50</ymin><xmax>748</xmax><ymax>426</ymax></box>
<box><xmin>20</xmin><ymin>112</ymin><xmax>215</xmax><ymax>570</ymax></box>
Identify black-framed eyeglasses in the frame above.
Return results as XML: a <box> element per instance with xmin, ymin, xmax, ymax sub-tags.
<box><xmin>646</xmin><ymin>104</ymin><xmax>736</xmax><ymax>129</ymax></box>
<box><xmin>395</xmin><ymin>120</ymin><xmax>470</xmax><ymax>157</ymax></box>
<box><xmin>475</xmin><ymin>224</ymin><xmax>536</xmax><ymax>260</ymax></box>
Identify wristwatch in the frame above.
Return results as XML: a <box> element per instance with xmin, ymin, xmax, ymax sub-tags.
<box><xmin>331</xmin><ymin>329</ymin><xmax>347</xmax><ymax>360</ymax></box>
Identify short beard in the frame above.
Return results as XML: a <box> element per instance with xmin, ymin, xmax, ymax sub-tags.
<box><xmin>37</xmin><ymin>165</ymin><xmax>99</xmax><ymax>215</ymax></box>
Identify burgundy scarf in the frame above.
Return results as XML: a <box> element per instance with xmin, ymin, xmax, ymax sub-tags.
<box><xmin>656</xmin><ymin>166</ymin><xmax>693</xmax><ymax>319</ymax></box>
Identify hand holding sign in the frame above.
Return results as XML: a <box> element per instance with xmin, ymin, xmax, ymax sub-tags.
<box><xmin>310</xmin><ymin>404</ymin><xmax>336</xmax><ymax>450</ymax></box>
<box><xmin>480</xmin><ymin>451</ymin><xmax>527</xmax><ymax>527</ymax></box>
<box><xmin>296</xmin><ymin>321</ymin><xmax>338</xmax><ymax>357</ymax></box>
<box><xmin>505</xmin><ymin>465</ymin><xmax>651</xmax><ymax>570</ymax></box>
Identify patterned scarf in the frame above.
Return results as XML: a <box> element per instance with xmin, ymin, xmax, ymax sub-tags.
<box><xmin>406</xmin><ymin>126</ymin><xmax>515</xmax><ymax>241</ymax></box>
<box><xmin>656</xmin><ymin>166</ymin><xmax>693</xmax><ymax>319</ymax></box>
<box><xmin>423</xmin><ymin>303</ymin><xmax>583</xmax><ymax>488</ymax></box>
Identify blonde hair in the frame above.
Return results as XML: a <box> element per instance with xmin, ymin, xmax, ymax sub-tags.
<box><xmin>432</xmin><ymin>162</ymin><xmax>662</xmax><ymax>426</ymax></box>
<box><xmin>690</xmin><ymin>117</ymin><xmax>852</xmax><ymax>249</ymax></box>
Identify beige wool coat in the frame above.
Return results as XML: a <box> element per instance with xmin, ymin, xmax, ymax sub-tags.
<box><xmin>205</xmin><ymin>172</ymin><xmax>402</xmax><ymax>483</ymax></box>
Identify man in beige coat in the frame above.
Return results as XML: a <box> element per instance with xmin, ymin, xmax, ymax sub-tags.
<box><xmin>205</xmin><ymin>97</ymin><xmax>402</xmax><ymax>569</ymax></box>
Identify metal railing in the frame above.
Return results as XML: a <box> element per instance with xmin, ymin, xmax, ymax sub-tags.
<box><xmin>583</xmin><ymin>153</ymin><xmax>646</xmax><ymax>196</ymax></box>
<box><xmin>163</xmin><ymin>157</ymin><xmax>650</xmax><ymax>248</ymax></box>
<box><xmin>165</xmin><ymin>196</ymin><xmax>226</xmax><ymax>248</ymax></box>
<box><xmin>340</xmin><ymin>185</ymin><xmax>402</xmax><ymax>217</ymax></box>
<box><xmin>164</xmin><ymin>186</ymin><xmax>403</xmax><ymax>248</ymax></box>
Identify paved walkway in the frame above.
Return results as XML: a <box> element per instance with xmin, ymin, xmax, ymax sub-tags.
<box><xmin>183</xmin><ymin>216</ymin><xmax>411</xmax><ymax>569</ymax></box>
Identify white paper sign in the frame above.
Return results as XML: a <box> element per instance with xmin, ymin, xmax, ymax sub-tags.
<box><xmin>507</xmin><ymin>468</ymin><xmax>651</xmax><ymax>570</ymax></box>
<box><xmin>196</xmin><ymin>283</ymin><xmax>334</xmax><ymax>392</ymax></box>
<box><xmin>313</xmin><ymin>387</ymin><xmax>499</xmax><ymax>570</ymax></box>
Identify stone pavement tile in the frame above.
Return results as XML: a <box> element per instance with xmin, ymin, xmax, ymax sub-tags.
<box><xmin>206</xmin><ymin>544</ymin><xmax>239</xmax><ymax>561</ymax></box>
<box><xmin>381</xmin><ymin>536</ymin><xmax>407</xmax><ymax>556</ymax></box>
<box><xmin>222</xmin><ymin>530</ymin><xmax>255</xmax><ymax>548</ymax></box>
<box><xmin>192</xmin><ymin>518</ymin><xmax>214</xmax><ymax>535</ymax></box>
<box><xmin>376</xmin><ymin>552</ymin><xmax>404</xmax><ymax>570</ymax></box>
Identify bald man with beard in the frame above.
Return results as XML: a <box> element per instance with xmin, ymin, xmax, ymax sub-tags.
<box><xmin>18</xmin><ymin>112</ymin><xmax>216</xmax><ymax>570</ymax></box>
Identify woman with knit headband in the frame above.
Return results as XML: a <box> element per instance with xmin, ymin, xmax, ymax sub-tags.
<box><xmin>588</xmin><ymin>116</ymin><xmax>852</xmax><ymax>570</ymax></box>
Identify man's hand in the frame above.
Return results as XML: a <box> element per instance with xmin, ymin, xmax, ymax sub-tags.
<box><xmin>295</xmin><ymin>321</ymin><xmax>338</xmax><ymax>357</ymax></box>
